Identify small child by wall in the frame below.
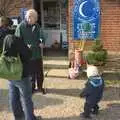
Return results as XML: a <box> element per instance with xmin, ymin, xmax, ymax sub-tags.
<box><xmin>79</xmin><ymin>62</ymin><xmax>104</xmax><ymax>119</ymax></box>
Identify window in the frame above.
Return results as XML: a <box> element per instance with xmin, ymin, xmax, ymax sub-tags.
<box><xmin>43</xmin><ymin>1</ymin><xmax>60</xmax><ymax>29</ymax></box>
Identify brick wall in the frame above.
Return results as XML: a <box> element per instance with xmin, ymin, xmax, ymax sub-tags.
<box><xmin>9</xmin><ymin>0</ymin><xmax>32</xmax><ymax>17</ymax></box>
<box><xmin>8</xmin><ymin>0</ymin><xmax>120</xmax><ymax>52</ymax></box>
<box><xmin>101</xmin><ymin>0</ymin><xmax>120</xmax><ymax>52</ymax></box>
<box><xmin>68</xmin><ymin>0</ymin><xmax>120</xmax><ymax>53</ymax></box>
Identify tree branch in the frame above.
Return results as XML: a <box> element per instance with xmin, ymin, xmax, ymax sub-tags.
<box><xmin>0</xmin><ymin>0</ymin><xmax>23</xmax><ymax>16</ymax></box>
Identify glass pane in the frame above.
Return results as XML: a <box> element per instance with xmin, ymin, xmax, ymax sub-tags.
<box><xmin>43</xmin><ymin>1</ymin><xmax>60</xmax><ymax>29</ymax></box>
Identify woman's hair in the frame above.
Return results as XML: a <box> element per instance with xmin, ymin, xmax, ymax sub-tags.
<box><xmin>25</xmin><ymin>9</ymin><xmax>38</xmax><ymax>22</ymax></box>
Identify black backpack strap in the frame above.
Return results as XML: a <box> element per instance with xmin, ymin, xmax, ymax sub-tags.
<box><xmin>2</xmin><ymin>34</ymin><xmax>18</xmax><ymax>57</ymax></box>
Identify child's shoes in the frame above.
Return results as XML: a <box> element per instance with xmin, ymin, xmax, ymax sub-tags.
<box><xmin>91</xmin><ymin>109</ymin><xmax>99</xmax><ymax>115</ymax></box>
<box><xmin>80</xmin><ymin>112</ymin><xmax>92</xmax><ymax>119</ymax></box>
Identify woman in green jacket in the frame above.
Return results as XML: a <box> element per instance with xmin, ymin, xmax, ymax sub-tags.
<box><xmin>15</xmin><ymin>9</ymin><xmax>46</xmax><ymax>94</ymax></box>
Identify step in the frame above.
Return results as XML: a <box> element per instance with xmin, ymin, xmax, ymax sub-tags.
<box><xmin>43</xmin><ymin>60</ymin><xmax>69</xmax><ymax>69</ymax></box>
<box><xmin>45</xmin><ymin>69</ymin><xmax>68</xmax><ymax>78</ymax></box>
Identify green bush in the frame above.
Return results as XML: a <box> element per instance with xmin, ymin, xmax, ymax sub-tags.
<box><xmin>86</xmin><ymin>41</ymin><xmax>107</xmax><ymax>66</ymax></box>
<box><xmin>92</xmin><ymin>41</ymin><xmax>103</xmax><ymax>52</ymax></box>
<box><xmin>86</xmin><ymin>52</ymin><xmax>98</xmax><ymax>65</ymax></box>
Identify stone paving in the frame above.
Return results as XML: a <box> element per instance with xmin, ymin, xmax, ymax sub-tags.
<box><xmin>1</xmin><ymin>53</ymin><xmax>120</xmax><ymax>120</ymax></box>
<box><xmin>0</xmin><ymin>77</ymin><xmax>120</xmax><ymax>120</ymax></box>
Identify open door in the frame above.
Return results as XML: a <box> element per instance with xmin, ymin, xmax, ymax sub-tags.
<box><xmin>33</xmin><ymin>0</ymin><xmax>67</xmax><ymax>49</ymax></box>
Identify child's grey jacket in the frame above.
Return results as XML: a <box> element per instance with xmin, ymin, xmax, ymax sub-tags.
<box><xmin>80</xmin><ymin>76</ymin><xmax>104</xmax><ymax>105</ymax></box>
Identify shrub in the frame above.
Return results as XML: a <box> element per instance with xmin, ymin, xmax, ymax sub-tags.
<box><xmin>92</xmin><ymin>40</ymin><xmax>103</xmax><ymax>52</ymax></box>
<box><xmin>86</xmin><ymin>40</ymin><xmax>107</xmax><ymax>66</ymax></box>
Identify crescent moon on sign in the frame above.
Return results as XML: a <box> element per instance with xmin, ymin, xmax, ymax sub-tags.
<box><xmin>79</xmin><ymin>1</ymin><xmax>87</xmax><ymax>18</ymax></box>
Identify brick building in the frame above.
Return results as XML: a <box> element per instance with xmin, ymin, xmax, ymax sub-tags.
<box><xmin>7</xmin><ymin>0</ymin><xmax>120</xmax><ymax>53</ymax></box>
<box><xmin>101</xmin><ymin>0</ymin><xmax>120</xmax><ymax>52</ymax></box>
<box><xmin>68</xmin><ymin>0</ymin><xmax>120</xmax><ymax>54</ymax></box>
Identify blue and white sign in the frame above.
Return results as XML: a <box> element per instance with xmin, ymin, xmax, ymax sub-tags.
<box><xmin>20</xmin><ymin>8</ymin><xmax>27</xmax><ymax>20</ymax></box>
<box><xmin>73</xmin><ymin>0</ymin><xmax>100</xmax><ymax>40</ymax></box>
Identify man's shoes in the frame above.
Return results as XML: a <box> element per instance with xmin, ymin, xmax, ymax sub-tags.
<box><xmin>37</xmin><ymin>88</ymin><xmax>46</xmax><ymax>94</ymax></box>
<box><xmin>41</xmin><ymin>88</ymin><xmax>46</xmax><ymax>94</ymax></box>
<box><xmin>32</xmin><ymin>88</ymin><xmax>47</xmax><ymax>94</ymax></box>
<box><xmin>80</xmin><ymin>112</ymin><xmax>92</xmax><ymax>119</ymax></box>
<box><xmin>32</xmin><ymin>89</ymin><xmax>37</xmax><ymax>94</ymax></box>
<box><xmin>36</xmin><ymin>115</ymin><xmax>42</xmax><ymax>120</ymax></box>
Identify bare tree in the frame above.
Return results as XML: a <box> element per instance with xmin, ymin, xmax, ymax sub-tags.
<box><xmin>0</xmin><ymin>0</ymin><xmax>23</xmax><ymax>16</ymax></box>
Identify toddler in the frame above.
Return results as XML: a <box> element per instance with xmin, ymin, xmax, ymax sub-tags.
<box><xmin>80</xmin><ymin>63</ymin><xmax>104</xmax><ymax>119</ymax></box>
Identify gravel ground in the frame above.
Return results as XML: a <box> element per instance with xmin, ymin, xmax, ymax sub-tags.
<box><xmin>0</xmin><ymin>77</ymin><xmax>120</xmax><ymax>120</ymax></box>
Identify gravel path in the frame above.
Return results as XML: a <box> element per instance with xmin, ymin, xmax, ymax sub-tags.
<box><xmin>0</xmin><ymin>77</ymin><xmax>120</xmax><ymax>120</ymax></box>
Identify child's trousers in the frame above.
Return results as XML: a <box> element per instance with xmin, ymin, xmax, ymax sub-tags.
<box><xmin>84</xmin><ymin>102</ymin><xmax>99</xmax><ymax>117</ymax></box>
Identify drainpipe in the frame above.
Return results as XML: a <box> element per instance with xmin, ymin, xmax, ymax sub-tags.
<box><xmin>59</xmin><ymin>1</ymin><xmax>62</xmax><ymax>49</ymax></box>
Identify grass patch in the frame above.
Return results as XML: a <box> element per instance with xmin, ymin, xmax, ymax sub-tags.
<box><xmin>105</xmin><ymin>79</ymin><xmax>120</xmax><ymax>86</ymax></box>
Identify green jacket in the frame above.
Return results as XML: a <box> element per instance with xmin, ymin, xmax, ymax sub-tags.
<box><xmin>15</xmin><ymin>21</ymin><xmax>44</xmax><ymax>60</ymax></box>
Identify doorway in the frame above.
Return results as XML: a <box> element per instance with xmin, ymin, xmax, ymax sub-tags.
<box><xmin>33</xmin><ymin>0</ymin><xmax>67</xmax><ymax>49</ymax></box>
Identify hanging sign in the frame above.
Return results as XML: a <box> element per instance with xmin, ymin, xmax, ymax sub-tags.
<box><xmin>20</xmin><ymin>8</ymin><xmax>27</xmax><ymax>20</ymax></box>
<box><xmin>73</xmin><ymin>0</ymin><xmax>100</xmax><ymax>40</ymax></box>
